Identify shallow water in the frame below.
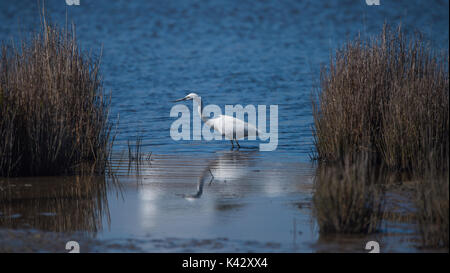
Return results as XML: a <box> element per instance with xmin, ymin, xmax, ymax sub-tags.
<box><xmin>104</xmin><ymin>153</ymin><xmax>318</xmax><ymax>252</ymax></box>
<box><xmin>0</xmin><ymin>153</ymin><xmax>432</xmax><ymax>253</ymax></box>
<box><xmin>0</xmin><ymin>0</ymin><xmax>448</xmax><ymax>252</ymax></box>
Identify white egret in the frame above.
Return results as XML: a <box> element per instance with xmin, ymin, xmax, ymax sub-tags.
<box><xmin>174</xmin><ymin>93</ymin><xmax>261</xmax><ymax>148</ymax></box>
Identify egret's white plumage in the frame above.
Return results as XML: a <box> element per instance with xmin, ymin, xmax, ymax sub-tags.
<box><xmin>174</xmin><ymin>92</ymin><xmax>261</xmax><ymax>148</ymax></box>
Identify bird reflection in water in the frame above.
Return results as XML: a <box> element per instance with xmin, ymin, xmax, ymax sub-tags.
<box><xmin>180</xmin><ymin>150</ymin><xmax>257</xmax><ymax>199</ymax></box>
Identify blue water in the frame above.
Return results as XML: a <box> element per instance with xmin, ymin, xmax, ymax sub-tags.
<box><xmin>1</xmin><ymin>0</ymin><xmax>448</xmax><ymax>160</ymax></box>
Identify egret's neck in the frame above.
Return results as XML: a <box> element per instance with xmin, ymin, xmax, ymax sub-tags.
<box><xmin>194</xmin><ymin>97</ymin><xmax>208</xmax><ymax>123</ymax></box>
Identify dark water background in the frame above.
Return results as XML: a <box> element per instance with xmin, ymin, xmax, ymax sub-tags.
<box><xmin>0</xmin><ymin>0</ymin><xmax>448</xmax><ymax>252</ymax></box>
<box><xmin>1</xmin><ymin>0</ymin><xmax>448</xmax><ymax>160</ymax></box>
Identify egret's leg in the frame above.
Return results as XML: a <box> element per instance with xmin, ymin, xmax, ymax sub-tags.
<box><xmin>230</xmin><ymin>140</ymin><xmax>234</xmax><ymax>148</ymax></box>
<box><xmin>235</xmin><ymin>139</ymin><xmax>240</xmax><ymax>149</ymax></box>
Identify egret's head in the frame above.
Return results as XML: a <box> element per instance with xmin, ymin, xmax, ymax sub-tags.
<box><xmin>174</xmin><ymin>92</ymin><xmax>199</xmax><ymax>102</ymax></box>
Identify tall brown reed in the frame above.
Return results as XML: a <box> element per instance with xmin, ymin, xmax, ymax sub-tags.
<box><xmin>311</xmin><ymin>24</ymin><xmax>449</xmax><ymax>247</ymax></box>
<box><xmin>312</xmin><ymin>24</ymin><xmax>449</xmax><ymax>174</ymax></box>
<box><xmin>312</xmin><ymin>154</ymin><xmax>385</xmax><ymax>234</ymax></box>
<box><xmin>0</xmin><ymin>16</ymin><xmax>112</xmax><ymax>176</ymax></box>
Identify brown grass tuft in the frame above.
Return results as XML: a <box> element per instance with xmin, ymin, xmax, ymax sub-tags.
<box><xmin>0</xmin><ymin>15</ymin><xmax>112</xmax><ymax>177</ymax></box>
<box><xmin>312</xmin><ymin>154</ymin><xmax>385</xmax><ymax>234</ymax></box>
<box><xmin>312</xmin><ymin>24</ymin><xmax>449</xmax><ymax>174</ymax></box>
<box><xmin>311</xmin><ymin>24</ymin><xmax>449</xmax><ymax>247</ymax></box>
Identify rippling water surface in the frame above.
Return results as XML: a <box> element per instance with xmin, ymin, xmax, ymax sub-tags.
<box><xmin>1</xmin><ymin>0</ymin><xmax>448</xmax><ymax>157</ymax></box>
<box><xmin>0</xmin><ymin>0</ymin><xmax>448</xmax><ymax>252</ymax></box>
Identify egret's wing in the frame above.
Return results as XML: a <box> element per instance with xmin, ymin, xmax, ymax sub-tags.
<box><xmin>206</xmin><ymin>115</ymin><xmax>259</xmax><ymax>140</ymax></box>
<box><xmin>205</xmin><ymin>117</ymin><xmax>225</xmax><ymax>136</ymax></box>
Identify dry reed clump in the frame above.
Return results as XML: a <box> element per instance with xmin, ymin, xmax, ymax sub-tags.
<box><xmin>0</xmin><ymin>17</ymin><xmax>112</xmax><ymax>177</ymax></box>
<box><xmin>312</xmin><ymin>24</ymin><xmax>449</xmax><ymax>174</ymax></box>
<box><xmin>312</xmin><ymin>155</ymin><xmax>385</xmax><ymax>234</ymax></box>
<box><xmin>311</xmin><ymin>24</ymin><xmax>449</xmax><ymax>248</ymax></box>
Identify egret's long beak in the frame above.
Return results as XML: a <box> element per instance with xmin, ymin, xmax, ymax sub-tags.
<box><xmin>173</xmin><ymin>97</ymin><xmax>186</xmax><ymax>102</ymax></box>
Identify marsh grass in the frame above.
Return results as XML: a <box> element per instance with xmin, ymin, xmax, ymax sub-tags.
<box><xmin>0</xmin><ymin>14</ymin><xmax>112</xmax><ymax>177</ymax></box>
<box><xmin>312</xmin><ymin>24</ymin><xmax>449</xmax><ymax>174</ymax></box>
<box><xmin>312</xmin><ymin>154</ymin><xmax>385</xmax><ymax>234</ymax></box>
<box><xmin>311</xmin><ymin>24</ymin><xmax>449</xmax><ymax>247</ymax></box>
<box><xmin>128</xmin><ymin>134</ymin><xmax>144</xmax><ymax>164</ymax></box>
